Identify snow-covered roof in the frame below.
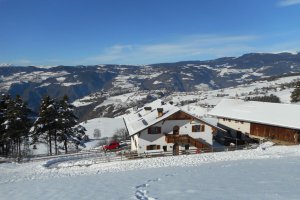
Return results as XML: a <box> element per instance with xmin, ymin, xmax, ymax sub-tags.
<box><xmin>209</xmin><ymin>99</ymin><xmax>300</xmax><ymax>130</ymax></box>
<box><xmin>123</xmin><ymin>99</ymin><xmax>180</xmax><ymax>136</ymax></box>
<box><xmin>124</xmin><ymin>99</ymin><xmax>220</xmax><ymax>136</ymax></box>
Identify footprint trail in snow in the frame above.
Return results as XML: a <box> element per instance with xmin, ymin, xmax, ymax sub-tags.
<box><xmin>134</xmin><ymin>173</ymin><xmax>176</xmax><ymax>200</ymax></box>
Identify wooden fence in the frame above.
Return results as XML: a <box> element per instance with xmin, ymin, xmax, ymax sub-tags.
<box><xmin>46</xmin><ymin>144</ymin><xmax>258</xmax><ymax>168</ymax></box>
<box><xmin>5</xmin><ymin>144</ymin><xmax>258</xmax><ymax>167</ymax></box>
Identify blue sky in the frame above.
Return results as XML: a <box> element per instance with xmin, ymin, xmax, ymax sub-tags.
<box><xmin>0</xmin><ymin>0</ymin><xmax>300</xmax><ymax>66</ymax></box>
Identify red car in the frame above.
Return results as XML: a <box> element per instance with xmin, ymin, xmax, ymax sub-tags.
<box><xmin>103</xmin><ymin>142</ymin><xmax>120</xmax><ymax>151</ymax></box>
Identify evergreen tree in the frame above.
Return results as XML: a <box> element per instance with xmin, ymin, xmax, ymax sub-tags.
<box><xmin>0</xmin><ymin>94</ymin><xmax>31</xmax><ymax>157</ymax></box>
<box><xmin>291</xmin><ymin>81</ymin><xmax>300</xmax><ymax>103</ymax></box>
<box><xmin>0</xmin><ymin>94</ymin><xmax>11</xmax><ymax>156</ymax></box>
<box><xmin>32</xmin><ymin>95</ymin><xmax>80</xmax><ymax>155</ymax></box>
<box><xmin>72</xmin><ymin>125</ymin><xmax>88</xmax><ymax>148</ymax></box>
<box><xmin>73</xmin><ymin>125</ymin><xmax>87</xmax><ymax>140</ymax></box>
<box><xmin>246</xmin><ymin>94</ymin><xmax>281</xmax><ymax>103</ymax></box>
<box><xmin>32</xmin><ymin>96</ymin><xmax>58</xmax><ymax>155</ymax></box>
<box><xmin>5</xmin><ymin>95</ymin><xmax>32</xmax><ymax>157</ymax></box>
<box><xmin>57</xmin><ymin>95</ymin><xmax>78</xmax><ymax>154</ymax></box>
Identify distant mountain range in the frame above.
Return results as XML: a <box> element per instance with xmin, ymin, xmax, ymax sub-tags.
<box><xmin>1</xmin><ymin>52</ymin><xmax>300</xmax><ymax>113</ymax></box>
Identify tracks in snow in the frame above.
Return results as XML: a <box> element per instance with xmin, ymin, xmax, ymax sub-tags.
<box><xmin>134</xmin><ymin>174</ymin><xmax>175</xmax><ymax>200</ymax></box>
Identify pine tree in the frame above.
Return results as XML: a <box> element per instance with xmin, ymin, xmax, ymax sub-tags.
<box><xmin>246</xmin><ymin>94</ymin><xmax>281</xmax><ymax>103</ymax></box>
<box><xmin>32</xmin><ymin>96</ymin><xmax>58</xmax><ymax>155</ymax></box>
<box><xmin>72</xmin><ymin>125</ymin><xmax>88</xmax><ymax>148</ymax></box>
<box><xmin>5</xmin><ymin>95</ymin><xmax>32</xmax><ymax>158</ymax></box>
<box><xmin>0</xmin><ymin>94</ymin><xmax>11</xmax><ymax>156</ymax></box>
<box><xmin>291</xmin><ymin>81</ymin><xmax>300</xmax><ymax>103</ymax></box>
<box><xmin>0</xmin><ymin>94</ymin><xmax>31</xmax><ymax>157</ymax></box>
<box><xmin>73</xmin><ymin>125</ymin><xmax>87</xmax><ymax>140</ymax></box>
<box><xmin>57</xmin><ymin>95</ymin><xmax>78</xmax><ymax>154</ymax></box>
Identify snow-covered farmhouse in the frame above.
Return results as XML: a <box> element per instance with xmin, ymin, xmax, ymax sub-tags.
<box><xmin>209</xmin><ymin>99</ymin><xmax>300</xmax><ymax>144</ymax></box>
<box><xmin>123</xmin><ymin>99</ymin><xmax>220</xmax><ymax>155</ymax></box>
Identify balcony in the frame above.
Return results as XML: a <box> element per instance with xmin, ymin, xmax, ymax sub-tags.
<box><xmin>165</xmin><ymin>134</ymin><xmax>210</xmax><ymax>149</ymax></box>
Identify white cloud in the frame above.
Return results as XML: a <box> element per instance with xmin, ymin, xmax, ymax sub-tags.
<box><xmin>278</xmin><ymin>0</ymin><xmax>300</xmax><ymax>6</ymax></box>
<box><xmin>86</xmin><ymin>34</ymin><xmax>258</xmax><ymax>64</ymax></box>
<box><xmin>8</xmin><ymin>34</ymin><xmax>299</xmax><ymax>66</ymax></box>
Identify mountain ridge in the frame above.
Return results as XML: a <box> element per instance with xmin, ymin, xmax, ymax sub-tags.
<box><xmin>1</xmin><ymin>52</ymin><xmax>300</xmax><ymax>114</ymax></box>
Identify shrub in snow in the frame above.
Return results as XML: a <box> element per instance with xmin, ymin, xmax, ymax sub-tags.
<box><xmin>291</xmin><ymin>81</ymin><xmax>300</xmax><ymax>103</ymax></box>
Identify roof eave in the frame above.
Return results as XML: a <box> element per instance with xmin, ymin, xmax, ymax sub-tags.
<box><xmin>209</xmin><ymin>113</ymin><xmax>300</xmax><ymax>130</ymax></box>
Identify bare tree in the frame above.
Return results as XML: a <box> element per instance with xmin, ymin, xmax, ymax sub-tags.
<box><xmin>113</xmin><ymin>128</ymin><xmax>129</xmax><ymax>141</ymax></box>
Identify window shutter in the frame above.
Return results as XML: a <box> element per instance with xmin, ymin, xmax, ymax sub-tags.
<box><xmin>147</xmin><ymin>145</ymin><xmax>150</xmax><ymax>150</ymax></box>
<box><xmin>201</xmin><ymin>125</ymin><xmax>205</xmax><ymax>132</ymax></box>
<box><xmin>148</xmin><ymin>128</ymin><xmax>151</xmax><ymax>134</ymax></box>
<box><xmin>192</xmin><ymin>126</ymin><xmax>195</xmax><ymax>132</ymax></box>
<box><xmin>157</xmin><ymin>145</ymin><xmax>160</xmax><ymax>149</ymax></box>
<box><xmin>157</xmin><ymin>127</ymin><xmax>161</xmax><ymax>134</ymax></box>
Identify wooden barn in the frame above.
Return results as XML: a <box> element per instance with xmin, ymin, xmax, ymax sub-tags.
<box><xmin>209</xmin><ymin>99</ymin><xmax>300</xmax><ymax>144</ymax></box>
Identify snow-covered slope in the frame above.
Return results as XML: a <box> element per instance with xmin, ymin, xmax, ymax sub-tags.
<box><xmin>80</xmin><ymin>74</ymin><xmax>299</xmax><ymax>120</ymax></box>
<box><xmin>80</xmin><ymin>117</ymin><xmax>126</xmax><ymax>139</ymax></box>
<box><xmin>1</xmin><ymin>144</ymin><xmax>300</xmax><ymax>199</ymax></box>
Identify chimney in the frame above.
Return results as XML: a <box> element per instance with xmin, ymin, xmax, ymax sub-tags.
<box><xmin>157</xmin><ymin>108</ymin><xmax>164</xmax><ymax>117</ymax></box>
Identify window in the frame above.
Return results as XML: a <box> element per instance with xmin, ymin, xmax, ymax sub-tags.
<box><xmin>147</xmin><ymin>127</ymin><xmax>161</xmax><ymax>134</ymax></box>
<box><xmin>146</xmin><ymin>145</ymin><xmax>160</xmax><ymax>150</ymax></box>
<box><xmin>192</xmin><ymin>125</ymin><xmax>201</xmax><ymax>132</ymax></box>
<box><xmin>163</xmin><ymin>146</ymin><xmax>167</xmax><ymax>152</ymax></box>
<box><xmin>192</xmin><ymin>125</ymin><xmax>205</xmax><ymax>132</ymax></box>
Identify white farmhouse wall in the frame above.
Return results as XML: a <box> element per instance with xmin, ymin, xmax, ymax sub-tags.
<box><xmin>136</xmin><ymin>119</ymin><xmax>213</xmax><ymax>154</ymax></box>
<box><xmin>131</xmin><ymin>134</ymin><xmax>139</xmax><ymax>151</ymax></box>
<box><xmin>218</xmin><ymin>118</ymin><xmax>251</xmax><ymax>135</ymax></box>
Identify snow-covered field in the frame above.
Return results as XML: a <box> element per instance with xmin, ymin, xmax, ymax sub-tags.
<box><xmin>0</xmin><ymin>71</ymin><xmax>70</xmax><ymax>91</ymax></box>
<box><xmin>1</xmin><ymin>144</ymin><xmax>300</xmax><ymax>199</ymax></box>
<box><xmin>80</xmin><ymin>117</ymin><xmax>126</xmax><ymax>140</ymax></box>
<box><xmin>2</xmin><ymin>74</ymin><xmax>300</xmax><ymax>199</ymax></box>
<box><xmin>170</xmin><ymin>75</ymin><xmax>300</xmax><ymax>106</ymax></box>
<box><xmin>71</xmin><ymin>74</ymin><xmax>300</xmax><ymax>120</ymax></box>
<box><xmin>162</xmin><ymin>75</ymin><xmax>300</xmax><ymax>118</ymax></box>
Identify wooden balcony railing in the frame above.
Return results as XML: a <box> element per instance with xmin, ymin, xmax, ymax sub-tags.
<box><xmin>165</xmin><ymin>134</ymin><xmax>210</xmax><ymax>149</ymax></box>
